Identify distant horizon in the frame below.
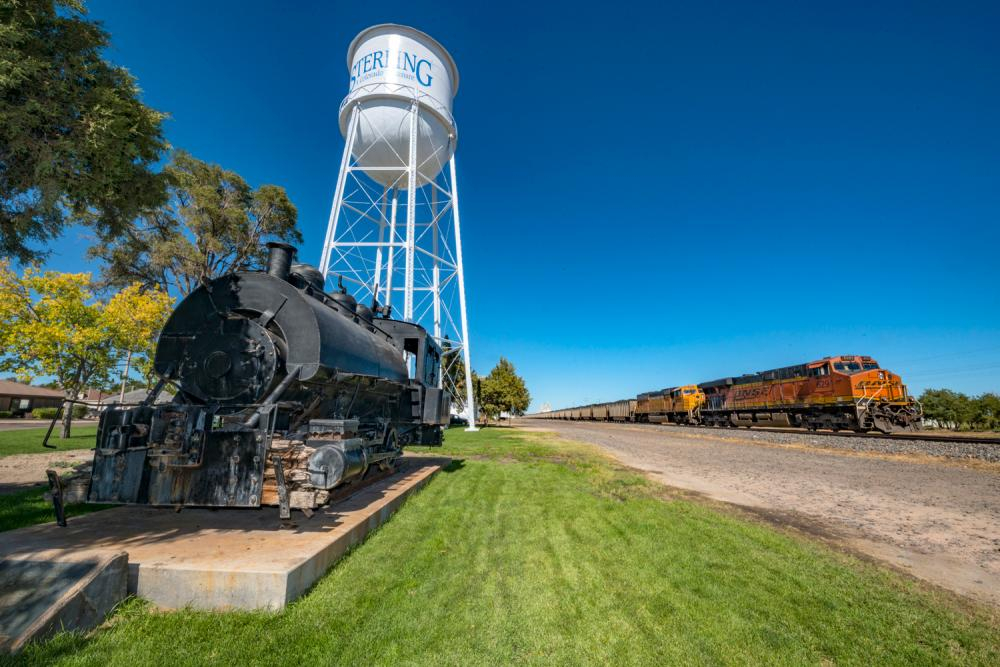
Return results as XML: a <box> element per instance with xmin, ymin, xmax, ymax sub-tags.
<box><xmin>31</xmin><ymin>0</ymin><xmax>1000</xmax><ymax>409</ymax></box>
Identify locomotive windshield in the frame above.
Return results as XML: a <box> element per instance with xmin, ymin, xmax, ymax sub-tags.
<box><xmin>834</xmin><ymin>362</ymin><xmax>862</xmax><ymax>373</ymax></box>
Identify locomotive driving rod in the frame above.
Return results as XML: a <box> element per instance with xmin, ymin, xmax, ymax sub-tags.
<box><xmin>244</xmin><ymin>366</ymin><xmax>302</xmax><ymax>428</ymax></box>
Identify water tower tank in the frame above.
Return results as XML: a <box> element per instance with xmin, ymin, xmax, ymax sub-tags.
<box><xmin>340</xmin><ymin>24</ymin><xmax>460</xmax><ymax>189</ymax></box>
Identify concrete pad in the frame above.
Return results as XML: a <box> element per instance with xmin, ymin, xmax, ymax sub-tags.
<box><xmin>0</xmin><ymin>552</ymin><xmax>128</xmax><ymax>654</ymax></box>
<box><xmin>0</xmin><ymin>456</ymin><xmax>448</xmax><ymax>611</ymax></box>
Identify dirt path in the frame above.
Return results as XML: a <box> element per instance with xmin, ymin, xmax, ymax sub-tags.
<box><xmin>523</xmin><ymin>421</ymin><xmax>1000</xmax><ymax>607</ymax></box>
<box><xmin>0</xmin><ymin>450</ymin><xmax>92</xmax><ymax>495</ymax></box>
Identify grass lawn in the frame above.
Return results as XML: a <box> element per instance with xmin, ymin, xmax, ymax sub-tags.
<box><xmin>8</xmin><ymin>428</ymin><xmax>1000</xmax><ymax>665</ymax></box>
<box><xmin>0</xmin><ymin>425</ymin><xmax>98</xmax><ymax>458</ymax></box>
<box><xmin>0</xmin><ymin>486</ymin><xmax>108</xmax><ymax>533</ymax></box>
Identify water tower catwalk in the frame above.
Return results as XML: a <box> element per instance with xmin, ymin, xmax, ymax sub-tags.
<box><xmin>319</xmin><ymin>24</ymin><xmax>477</xmax><ymax>427</ymax></box>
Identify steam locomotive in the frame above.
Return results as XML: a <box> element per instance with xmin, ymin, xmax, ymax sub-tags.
<box><xmin>87</xmin><ymin>243</ymin><xmax>450</xmax><ymax>513</ymax></box>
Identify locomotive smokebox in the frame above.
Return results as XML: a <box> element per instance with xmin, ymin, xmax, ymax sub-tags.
<box><xmin>266</xmin><ymin>242</ymin><xmax>296</xmax><ymax>281</ymax></box>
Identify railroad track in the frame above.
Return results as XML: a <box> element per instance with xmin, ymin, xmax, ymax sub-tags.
<box><xmin>529</xmin><ymin>419</ymin><xmax>1000</xmax><ymax>446</ymax></box>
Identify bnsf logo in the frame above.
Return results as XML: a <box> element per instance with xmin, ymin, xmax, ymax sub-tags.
<box><xmin>856</xmin><ymin>380</ymin><xmax>891</xmax><ymax>388</ymax></box>
<box><xmin>734</xmin><ymin>387</ymin><xmax>768</xmax><ymax>400</ymax></box>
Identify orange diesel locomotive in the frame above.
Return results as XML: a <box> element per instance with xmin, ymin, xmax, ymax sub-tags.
<box><xmin>635</xmin><ymin>385</ymin><xmax>705</xmax><ymax>424</ymax></box>
<box><xmin>699</xmin><ymin>355</ymin><xmax>920</xmax><ymax>432</ymax></box>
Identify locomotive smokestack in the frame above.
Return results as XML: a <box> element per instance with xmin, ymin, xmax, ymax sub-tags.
<box><xmin>266</xmin><ymin>242</ymin><xmax>296</xmax><ymax>281</ymax></box>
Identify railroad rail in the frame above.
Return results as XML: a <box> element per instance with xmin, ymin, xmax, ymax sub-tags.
<box><xmin>529</xmin><ymin>418</ymin><xmax>1000</xmax><ymax>446</ymax></box>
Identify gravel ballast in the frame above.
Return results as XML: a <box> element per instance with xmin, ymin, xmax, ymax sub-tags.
<box><xmin>639</xmin><ymin>423</ymin><xmax>1000</xmax><ymax>463</ymax></box>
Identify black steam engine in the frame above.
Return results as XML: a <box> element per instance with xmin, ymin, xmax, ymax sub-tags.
<box><xmin>87</xmin><ymin>243</ymin><xmax>449</xmax><ymax>513</ymax></box>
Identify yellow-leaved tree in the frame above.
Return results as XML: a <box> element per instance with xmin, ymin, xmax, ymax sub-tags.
<box><xmin>0</xmin><ymin>262</ymin><xmax>173</xmax><ymax>438</ymax></box>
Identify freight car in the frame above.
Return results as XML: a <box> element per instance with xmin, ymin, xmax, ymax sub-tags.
<box><xmin>546</xmin><ymin>400</ymin><xmax>634</xmax><ymax>422</ymax></box>
<box><xmin>528</xmin><ymin>355</ymin><xmax>921</xmax><ymax>433</ymax></box>
<box><xmin>86</xmin><ymin>243</ymin><xmax>450</xmax><ymax>514</ymax></box>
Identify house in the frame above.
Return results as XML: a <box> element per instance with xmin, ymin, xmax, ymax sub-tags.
<box><xmin>0</xmin><ymin>379</ymin><xmax>64</xmax><ymax>417</ymax></box>
<box><xmin>78</xmin><ymin>388</ymin><xmax>116</xmax><ymax>411</ymax></box>
<box><xmin>75</xmin><ymin>387</ymin><xmax>174</xmax><ymax>414</ymax></box>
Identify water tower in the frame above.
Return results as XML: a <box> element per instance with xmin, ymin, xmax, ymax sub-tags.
<box><xmin>319</xmin><ymin>24</ymin><xmax>477</xmax><ymax>429</ymax></box>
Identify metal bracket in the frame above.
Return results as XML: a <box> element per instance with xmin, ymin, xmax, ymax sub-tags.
<box><xmin>272</xmin><ymin>454</ymin><xmax>290</xmax><ymax>520</ymax></box>
<box><xmin>46</xmin><ymin>469</ymin><xmax>67</xmax><ymax>527</ymax></box>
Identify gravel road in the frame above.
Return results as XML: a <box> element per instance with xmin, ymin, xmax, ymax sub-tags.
<box><xmin>523</xmin><ymin>420</ymin><xmax>1000</xmax><ymax>607</ymax></box>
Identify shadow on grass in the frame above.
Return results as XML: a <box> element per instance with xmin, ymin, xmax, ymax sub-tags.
<box><xmin>0</xmin><ymin>487</ymin><xmax>111</xmax><ymax>533</ymax></box>
<box><xmin>441</xmin><ymin>459</ymin><xmax>466</xmax><ymax>474</ymax></box>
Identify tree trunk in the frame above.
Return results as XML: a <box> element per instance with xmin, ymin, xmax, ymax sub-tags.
<box><xmin>60</xmin><ymin>393</ymin><xmax>73</xmax><ymax>439</ymax></box>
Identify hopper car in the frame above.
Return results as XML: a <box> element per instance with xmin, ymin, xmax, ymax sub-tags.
<box><xmin>533</xmin><ymin>355</ymin><xmax>922</xmax><ymax>433</ymax></box>
<box><xmin>85</xmin><ymin>243</ymin><xmax>450</xmax><ymax>515</ymax></box>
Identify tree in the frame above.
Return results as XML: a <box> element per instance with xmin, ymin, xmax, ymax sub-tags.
<box><xmin>919</xmin><ymin>388</ymin><xmax>976</xmax><ymax>430</ymax></box>
<box><xmin>972</xmin><ymin>393</ymin><xmax>1000</xmax><ymax>431</ymax></box>
<box><xmin>90</xmin><ymin>151</ymin><xmax>301</xmax><ymax>295</ymax></box>
<box><xmin>479</xmin><ymin>357</ymin><xmax>530</xmax><ymax>423</ymax></box>
<box><xmin>0</xmin><ymin>0</ymin><xmax>168</xmax><ymax>264</ymax></box>
<box><xmin>0</xmin><ymin>262</ymin><xmax>172</xmax><ymax>437</ymax></box>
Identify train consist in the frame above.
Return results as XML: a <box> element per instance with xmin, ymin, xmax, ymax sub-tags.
<box><xmin>534</xmin><ymin>355</ymin><xmax>922</xmax><ymax>433</ymax></box>
<box><xmin>86</xmin><ymin>243</ymin><xmax>449</xmax><ymax>514</ymax></box>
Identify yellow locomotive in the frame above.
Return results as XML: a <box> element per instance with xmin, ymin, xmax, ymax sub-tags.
<box><xmin>635</xmin><ymin>385</ymin><xmax>705</xmax><ymax>424</ymax></box>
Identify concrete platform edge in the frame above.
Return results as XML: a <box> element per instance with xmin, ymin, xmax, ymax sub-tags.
<box><xmin>133</xmin><ymin>460</ymin><xmax>447</xmax><ymax>610</ymax></box>
<box><xmin>4</xmin><ymin>552</ymin><xmax>128</xmax><ymax>655</ymax></box>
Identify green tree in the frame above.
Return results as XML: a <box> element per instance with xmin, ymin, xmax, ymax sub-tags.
<box><xmin>0</xmin><ymin>0</ymin><xmax>168</xmax><ymax>263</ymax></box>
<box><xmin>90</xmin><ymin>150</ymin><xmax>301</xmax><ymax>295</ymax></box>
<box><xmin>919</xmin><ymin>388</ymin><xmax>976</xmax><ymax>429</ymax></box>
<box><xmin>480</xmin><ymin>357</ymin><xmax>530</xmax><ymax>423</ymax></box>
<box><xmin>972</xmin><ymin>393</ymin><xmax>1000</xmax><ymax>430</ymax></box>
<box><xmin>0</xmin><ymin>262</ymin><xmax>172</xmax><ymax>437</ymax></box>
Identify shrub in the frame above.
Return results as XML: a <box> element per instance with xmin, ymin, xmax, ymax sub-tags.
<box><xmin>72</xmin><ymin>404</ymin><xmax>88</xmax><ymax>419</ymax></box>
<box><xmin>0</xmin><ymin>411</ymin><xmax>11</xmax><ymax>418</ymax></box>
<box><xmin>31</xmin><ymin>407</ymin><xmax>59</xmax><ymax>420</ymax></box>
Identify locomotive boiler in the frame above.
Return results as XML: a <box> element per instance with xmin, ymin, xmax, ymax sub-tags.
<box><xmin>87</xmin><ymin>243</ymin><xmax>450</xmax><ymax>513</ymax></box>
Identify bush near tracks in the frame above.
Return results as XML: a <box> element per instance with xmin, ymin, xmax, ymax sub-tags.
<box><xmin>10</xmin><ymin>428</ymin><xmax>1000</xmax><ymax>666</ymax></box>
<box><xmin>921</xmin><ymin>389</ymin><xmax>1000</xmax><ymax>430</ymax></box>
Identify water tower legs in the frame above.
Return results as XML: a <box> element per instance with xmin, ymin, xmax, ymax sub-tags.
<box><xmin>450</xmin><ymin>156</ymin><xmax>478</xmax><ymax>431</ymax></box>
<box><xmin>319</xmin><ymin>100</ymin><xmax>478</xmax><ymax>428</ymax></box>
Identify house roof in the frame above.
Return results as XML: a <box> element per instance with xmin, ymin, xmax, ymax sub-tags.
<box><xmin>0</xmin><ymin>379</ymin><xmax>64</xmax><ymax>398</ymax></box>
<box><xmin>82</xmin><ymin>388</ymin><xmax>115</xmax><ymax>402</ymax></box>
<box><xmin>115</xmin><ymin>388</ymin><xmax>174</xmax><ymax>405</ymax></box>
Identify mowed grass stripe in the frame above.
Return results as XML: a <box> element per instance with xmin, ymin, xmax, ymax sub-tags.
<box><xmin>0</xmin><ymin>425</ymin><xmax>98</xmax><ymax>458</ymax></box>
<box><xmin>10</xmin><ymin>428</ymin><xmax>999</xmax><ymax>666</ymax></box>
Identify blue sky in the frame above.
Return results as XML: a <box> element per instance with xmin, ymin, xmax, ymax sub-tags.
<box><xmin>43</xmin><ymin>0</ymin><xmax>1000</xmax><ymax>407</ymax></box>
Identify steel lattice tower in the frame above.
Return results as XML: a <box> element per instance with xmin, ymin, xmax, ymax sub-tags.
<box><xmin>318</xmin><ymin>62</ymin><xmax>477</xmax><ymax>428</ymax></box>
